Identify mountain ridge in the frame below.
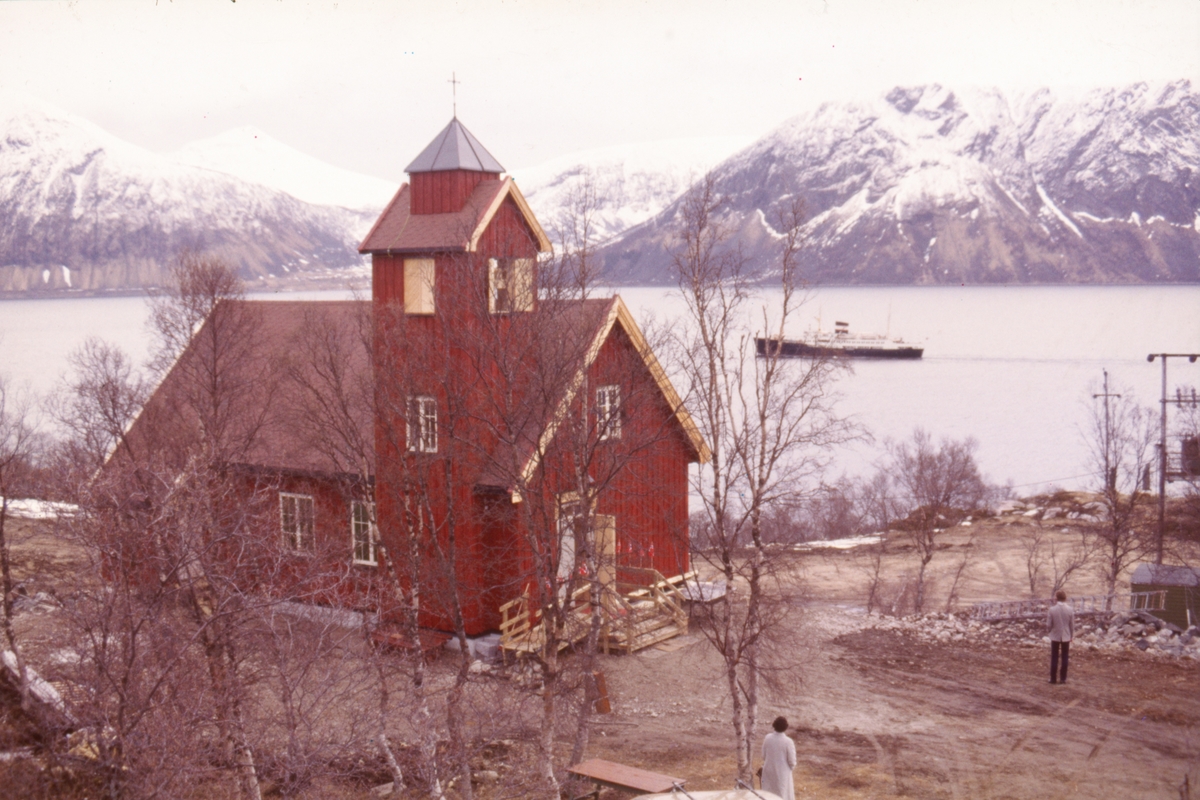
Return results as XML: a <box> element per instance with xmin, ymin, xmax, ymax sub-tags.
<box><xmin>0</xmin><ymin>92</ymin><xmax>373</xmax><ymax>294</ymax></box>
<box><xmin>598</xmin><ymin>81</ymin><xmax>1200</xmax><ymax>285</ymax></box>
<box><xmin>3</xmin><ymin>83</ymin><xmax>1197</xmax><ymax>296</ymax></box>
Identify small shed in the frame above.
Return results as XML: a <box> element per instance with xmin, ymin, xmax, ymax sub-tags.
<box><xmin>1131</xmin><ymin>563</ymin><xmax>1200</xmax><ymax>629</ymax></box>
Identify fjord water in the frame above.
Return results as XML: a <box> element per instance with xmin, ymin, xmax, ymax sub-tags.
<box><xmin>2</xmin><ymin>285</ymin><xmax>1199</xmax><ymax>493</ymax></box>
<box><xmin>621</xmin><ymin>284</ymin><xmax>1200</xmax><ymax>493</ymax></box>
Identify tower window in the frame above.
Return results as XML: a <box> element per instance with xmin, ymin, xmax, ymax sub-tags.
<box><xmin>488</xmin><ymin>257</ymin><xmax>534</xmax><ymax>313</ymax></box>
<box><xmin>404</xmin><ymin>258</ymin><xmax>435</xmax><ymax>315</ymax></box>
<box><xmin>407</xmin><ymin>396</ymin><xmax>438</xmax><ymax>453</ymax></box>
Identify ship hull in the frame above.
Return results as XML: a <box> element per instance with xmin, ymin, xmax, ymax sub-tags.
<box><xmin>756</xmin><ymin>337</ymin><xmax>924</xmax><ymax>360</ymax></box>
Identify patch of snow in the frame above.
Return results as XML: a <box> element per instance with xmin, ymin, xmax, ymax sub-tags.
<box><xmin>2</xmin><ymin>650</ymin><xmax>73</xmax><ymax>721</ymax></box>
<box><xmin>1</xmin><ymin>498</ymin><xmax>79</xmax><ymax>519</ymax></box>
<box><xmin>60</xmin><ymin>265</ymin><xmax>71</xmax><ymax>287</ymax></box>
<box><xmin>756</xmin><ymin>208</ymin><xmax>788</xmax><ymax>241</ymax></box>
<box><xmin>995</xmin><ymin>181</ymin><xmax>1029</xmax><ymax>215</ymax></box>
<box><xmin>1075</xmin><ymin>211</ymin><xmax>1117</xmax><ymax>223</ymax></box>
<box><xmin>272</xmin><ymin>600</ymin><xmax>373</xmax><ymax>629</ymax></box>
<box><xmin>792</xmin><ymin>533</ymin><xmax>883</xmax><ymax>551</ymax></box>
<box><xmin>1035</xmin><ymin>184</ymin><xmax>1082</xmax><ymax>238</ymax></box>
<box><xmin>1131</xmin><ymin>211</ymin><xmax>1142</xmax><ymax>226</ymax></box>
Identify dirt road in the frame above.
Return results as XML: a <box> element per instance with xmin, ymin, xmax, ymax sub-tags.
<box><xmin>582</xmin><ymin>512</ymin><xmax>1200</xmax><ymax>800</ymax></box>
<box><xmin>587</xmin><ymin>604</ymin><xmax>1198</xmax><ymax>799</ymax></box>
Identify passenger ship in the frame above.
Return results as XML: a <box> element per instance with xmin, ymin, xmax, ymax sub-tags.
<box><xmin>755</xmin><ymin>320</ymin><xmax>924</xmax><ymax>360</ymax></box>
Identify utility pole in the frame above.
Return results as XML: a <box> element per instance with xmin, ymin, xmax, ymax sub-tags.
<box><xmin>1093</xmin><ymin>369</ymin><xmax>1121</xmax><ymax>494</ymax></box>
<box><xmin>1146</xmin><ymin>353</ymin><xmax>1200</xmax><ymax>564</ymax></box>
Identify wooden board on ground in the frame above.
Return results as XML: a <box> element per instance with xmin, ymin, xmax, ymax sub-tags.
<box><xmin>567</xmin><ymin>757</ymin><xmax>685</xmax><ymax>793</ymax></box>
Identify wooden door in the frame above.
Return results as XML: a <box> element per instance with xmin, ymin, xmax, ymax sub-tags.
<box><xmin>595</xmin><ymin>515</ymin><xmax>617</xmax><ymax>611</ymax></box>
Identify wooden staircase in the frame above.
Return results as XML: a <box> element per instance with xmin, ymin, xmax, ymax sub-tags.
<box><xmin>498</xmin><ymin>584</ymin><xmax>594</xmax><ymax>660</ymax></box>
<box><xmin>500</xmin><ymin>569</ymin><xmax>693</xmax><ymax>659</ymax></box>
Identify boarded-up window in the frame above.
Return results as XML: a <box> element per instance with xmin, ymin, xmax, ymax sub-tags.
<box><xmin>488</xmin><ymin>257</ymin><xmax>534</xmax><ymax>313</ymax></box>
<box><xmin>404</xmin><ymin>258</ymin><xmax>435</xmax><ymax>315</ymax></box>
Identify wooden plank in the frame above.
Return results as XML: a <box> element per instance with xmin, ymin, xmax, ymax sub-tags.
<box><xmin>567</xmin><ymin>758</ymin><xmax>684</xmax><ymax>793</ymax></box>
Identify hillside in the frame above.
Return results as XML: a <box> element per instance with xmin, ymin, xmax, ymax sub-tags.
<box><xmin>599</xmin><ymin>81</ymin><xmax>1200</xmax><ymax>285</ymax></box>
<box><xmin>4</xmin><ymin>82</ymin><xmax>1198</xmax><ymax>295</ymax></box>
<box><xmin>511</xmin><ymin>135</ymin><xmax>753</xmax><ymax>246</ymax></box>
<box><xmin>0</xmin><ymin>93</ymin><xmax>374</xmax><ymax>294</ymax></box>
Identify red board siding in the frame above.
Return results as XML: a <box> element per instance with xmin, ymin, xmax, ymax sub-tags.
<box><xmin>587</xmin><ymin>324</ymin><xmax>694</xmax><ymax>580</ymax></box>
<box><xmin>368</xmin><ymin>181</ymin><xmax>692</xmax><ymax>634</ymax></box>
<box><xmin>473</xmin><ymin>197</ymin><xmax>541</xmax><ymax>261</ymax></box>
<box><xmin>410</xmin><ymin>170</ymin><xmax>501</xmax><ymax>215</ymax></box>
<box><xmin>372</xmin><ymin>254</ymin><xmax>403</xmax><ymax>306</ymax></box>
<box><xmin>216</xmin><ymin>471</ymin><xmax>393</xmax><ymax>614</ymax></box>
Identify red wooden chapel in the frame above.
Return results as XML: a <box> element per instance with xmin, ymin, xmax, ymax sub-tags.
<box><xmin>119</xmin><ymin>117</ymin><xmax>709</xmax><ymax>647</ymax></box>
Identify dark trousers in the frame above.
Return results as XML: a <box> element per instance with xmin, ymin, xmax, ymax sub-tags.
<box><xmin>1050</xmin><ymin>640</ymin><xmax>1070</xmax><ymax>683</ymax></box>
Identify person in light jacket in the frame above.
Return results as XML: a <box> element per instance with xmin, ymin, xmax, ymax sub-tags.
<box><xmin>761</xmin><ymin>716</ymin><xmax>797</xmax><ymax>800</ymax></box>
<box><xmin>1047</xmin><ymin>590</ymin><xmax>1074</xmax><ymax>684</ymax></box>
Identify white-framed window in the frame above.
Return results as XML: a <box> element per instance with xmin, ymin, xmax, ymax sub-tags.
<box><xmin>407</xmin><ymin>395</ymin><xmax>438</xmax><ymax>453</ymax></box>
<box><xmin>404</xmin><ymin>258</ymin><xmax>435</xmax><ymax>315</ymax></box>
<box><xmin>596</xmin><ymin>384</ymin><xmax>621</xmax><ymax>440</ymax></box>
<box><xmin>351</xmin><ymin>500</ymin><xmax>377</xmax><ymax>566</ymax></box>
<box><xmin>280</xmin><ymin>492</ymin><xmax>315</xmax><ymax>552</ymax></box>
<box><xmin>487</xmin><ymin>257</ymin><xmax>534</xmax><ymax>314</ymax></box>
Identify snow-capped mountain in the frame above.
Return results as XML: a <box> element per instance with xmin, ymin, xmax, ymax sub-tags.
<box><xmin>0</xmin><ymin>93</ymin><xmax>375</xmax><ymax>293</ymax></box>
<box><xmin>600</xmin><ymin>81</ymin><xmax>1200</xmax><ymax>285</ymax></box>
<box><xmin>511</xmin><ymin>136</ymin><xmax>753</xmax><ymax>246</ymax></box>
<box><xmin>169</xmin><ymin>127</ymin><xmax>398</xmax><ymax>212</ymax></box>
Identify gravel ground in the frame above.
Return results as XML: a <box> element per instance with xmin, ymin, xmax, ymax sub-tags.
<box><xmin>4</xmin><ymin>509</ymin><xmax>1199</xmax><ymax>799</ymax></box>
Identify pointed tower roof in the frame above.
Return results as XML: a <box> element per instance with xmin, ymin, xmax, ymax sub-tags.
<box><xmin>405</xmin><ymin>118</ymin><xmax>505</xmax><ymax>174</ymax></box>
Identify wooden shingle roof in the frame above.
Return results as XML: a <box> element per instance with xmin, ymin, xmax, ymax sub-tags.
<box><xmin>358</xmin><ymin>177</ymin><xmax>551</xmax><ymax>254</ymax></box>
<box><xmin>120</xmin><ymin>300</ymin><xmax>374</xmax><ymax>479</ymax></box>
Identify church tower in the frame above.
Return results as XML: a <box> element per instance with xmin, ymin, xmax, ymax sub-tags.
<box><xmin>405</xmin><ymin>118</ymin><xmax>504</xmax><ymax>214</ymax></box>
<box><xmin>358</xmin><ymin>118</ymin><xmax>550</xmax><ymax>318</ymax></box>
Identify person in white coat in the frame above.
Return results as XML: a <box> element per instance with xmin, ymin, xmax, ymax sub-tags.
<box><xmin>760</xmin><ymin>715</ymin><xmax>797</xmax><ymax>800</ymax></box>
<box><xmin>1047</xmin><ymin>589</ymin><xmax>1074</xmax><ymax>684</ymax></box>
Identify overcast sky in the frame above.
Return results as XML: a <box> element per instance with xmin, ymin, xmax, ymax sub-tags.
<box><xmin>2</xmin><ymin>0</ymin><xmax>1197</xmax><ymax>181</ymax></box>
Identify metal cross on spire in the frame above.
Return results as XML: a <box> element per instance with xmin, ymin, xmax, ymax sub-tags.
<box><xmin>448</xmin><ymin>72</ymin><xmax>460</xmax><ymax>118</ymax></box>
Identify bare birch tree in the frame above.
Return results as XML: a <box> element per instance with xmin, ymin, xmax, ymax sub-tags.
<box><xmin>282</xmin><ymin>301</ymin><xmax>415</xmax><ymax>793</ymax></box>
<box><xmin>0</xmin><ymin>377</ymin><xmax>41</xmax><ymax>714</ymax></box>
<box><xmin>670</xmin><ymin>174</ymin><xmax>851</xmax><ymax>783</ymax></box>
<box><xmin>882</xmin><ymin>428</ymin><xmax>990</xmax><ymax>613</ymax></box>
<box><xmin>54</xmin><ymin>254</ymin><xmax>278</xmax><ymax>799</ymax></box>
<box><xmin>1021</xmin><ymin>521</ymin><xmax>1093</xmax><ymax>598</ymax></box>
